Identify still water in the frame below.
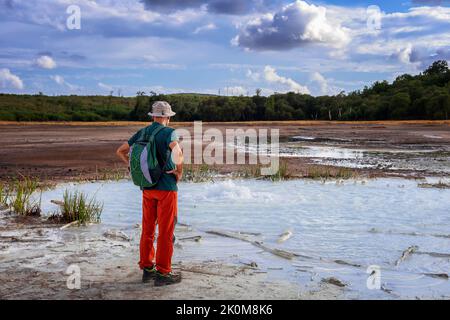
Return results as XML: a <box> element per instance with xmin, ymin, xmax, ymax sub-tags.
<box><xmin>39</xmin><ymin>178</ymin><xmax>450</xmax><ymax>299</ymax></box>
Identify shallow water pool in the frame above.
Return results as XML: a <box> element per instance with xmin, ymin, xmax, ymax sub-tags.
<box><xmin>39</xmin><ymin>178</ymin><xmax>450</xmax><ymax>299</ymax></box>
<box><xmin>232</xmin><ymin>141</ymin><xmax>450</xmax><ymax>174</ymax></box>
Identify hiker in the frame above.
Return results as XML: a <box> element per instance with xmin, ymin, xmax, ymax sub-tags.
<box><xmin>116</xmin><ymin>101</ymin><xmax>183</xmax><ymax>286</ymax></box>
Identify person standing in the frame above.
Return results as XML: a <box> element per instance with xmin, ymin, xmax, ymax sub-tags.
<box><xmin>116</xmin><ymin>101</ymin><xmax>183</xmax><ymax>286</ymax></box>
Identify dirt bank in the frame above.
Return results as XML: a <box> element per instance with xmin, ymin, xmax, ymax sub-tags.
<box><xmin>0</xmin><ymin>121</ymin><xmax>449</xmax><ymax>182</ymax></box>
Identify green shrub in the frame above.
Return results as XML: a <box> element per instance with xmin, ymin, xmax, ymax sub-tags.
<box><xmin>0</xmin><ymin>111</ymin><xmax>16</xmax><ymax>121</ymax></box>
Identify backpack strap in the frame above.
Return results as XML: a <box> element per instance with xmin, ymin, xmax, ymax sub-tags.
<box><xmin>148</xmin><ymin>125</ymin><xmax>166</xmax><ymax>143</ymax></box>
<box><xmin>136</xmin><ymin>125</ymin><xmax>165</xmax><ymax>143</ymax></box>
<box><xmin>148</xmin><ymin>126</ymin><xmax>173</xmax><ymax>170</ymax></box>
<box><xmin>158</xmin><ymin>128</ymin><xmax>174</xmax><ymax>171</ymax></box>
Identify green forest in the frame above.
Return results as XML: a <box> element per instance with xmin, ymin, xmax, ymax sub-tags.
<box><xmin>1</xmin><ymin>60</ymin><xmax>449</xmax><ymax>122</ymax></box>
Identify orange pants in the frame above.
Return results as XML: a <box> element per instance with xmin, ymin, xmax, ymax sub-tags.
<box><xmin>139</xmin><ymin>190</ymin><xmax>178</xmax><ymax>274</ymax></box>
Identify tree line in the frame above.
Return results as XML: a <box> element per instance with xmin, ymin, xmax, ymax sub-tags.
<box><xmin>1</xmin><ymin>60</ymin><xmax>449</xmax><ymax>122</ymax></box>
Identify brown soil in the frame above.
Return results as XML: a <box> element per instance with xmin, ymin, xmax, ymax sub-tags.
<box><xmin>0</xmin><ymin>120</ymin><xmax>449</xmax><ymax>182</ymax></box>
<box><xmin>1</xmin><ymin>120</ymin><xmax>448</xmax><ymax>300</ymax></box>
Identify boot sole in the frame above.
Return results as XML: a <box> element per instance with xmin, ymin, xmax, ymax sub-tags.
<box><xmin>154</xmin><ymin>279</ymin><xmax>182</xmax><ymax>287</ymax></box>
<box><xmin>142</xmin><ymin>277</ymin><xmax>156</xmax><ymax>283</ymax></box>
<box><xmin>142</xmin><ymin>272</ymin><xmax>157</xmax><ymax>283</ymax></box>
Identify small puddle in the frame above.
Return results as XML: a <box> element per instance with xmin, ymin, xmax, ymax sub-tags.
<box><xmin>229</xmin><ymin>141</ymin><xmax>450</xmax><ymax>174</ymax></box>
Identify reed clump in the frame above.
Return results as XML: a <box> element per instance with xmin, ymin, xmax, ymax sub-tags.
<box><xmin>183</xmin><ymin>164</ymin><xmax>218</xmax><ymax>183</ymax></box>
<box><xmin>10</xmin><ymin>177</ymin><xmax>41</xmax><ymax>216</ymax></box>
<box><xmin>268</xmin><ymin>161</ymin><xmax>290</xmax><ymax>181</ymax></box>
<box><xmin>418</xmin><ymin>181</ymin><xmax>450</xmax><ymax>189</ymax></box>
<box><xmin>0</xmin><ymin>182</ymin><xmax>11</xmax><ymax>209</ymax></box>
<box><xmin>236</xmin><ymin>161</ymin><xmax>290</xmax><ymax>181</ymax></box>
<box><xmin>59</xmin><ymin>190</ymin><xmax>103</xmax><ymax>224</ymax></box>
<box><xmin>304</xmin><ymin>166</ymin><xmax>357</xmax><ymax>180</ymax></box>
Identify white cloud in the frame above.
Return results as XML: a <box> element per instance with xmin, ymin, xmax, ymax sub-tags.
<box><xmin>2</xmin><ymin>0</ymin><xmax>450</xmax><ymax>96</ymax></box>
<box><xmin>390</xmin><ymin>26</ymin><xmax>426</xmax><ymax>35</ymax></box>
<box><xmin>351</xmin><ymin>5</ymin><xmax>450</xmax><ymax>64</ymax></box>
<box><xmin>144</xmin><ymin>63</ymin><xmax>186</xmax><ymax>70</ymax></box>
<box><xmin>307</xmin><ymin>72</ymin><xmax>344</xmax><ymax>96</ymax></box>
<box><xmin>193</xmin><ymin>23</ymin><xmax>217</xmax><ymax>34</ymax></box>
<box><xmin>140</xmin><ymin>0</ymin><xmax>256</xmax><ymax>15</ymax></box>
<box><xmin>385</xmin><ymin>6</ymin><xmax>450</xmax><ymax>21</ymax></box>
<box><xmin>50</xmin><ymin>75</ymin><xmax>77</xmax><ymax>90</ymax></box>
<box><xmin>264</xmin><ymin>66</ymin><xmax>309</xmax><ymax>94</ymax></box>
<box><xmin>142</xmin><ymin>54</ymin><xmax>159</xmax><ymax>62</ymax></box>
<box><xmin>167</xmin><ymin>8</ymin><xmax>207</xmax><ymax>25</ymax></box>
<box><xmin>36</xmin><ymin>55</ymin><xmax>56</xmax><ymax>69</ymax></box>
<box><xmin>246</xmin><ymin>69</ymin><xmax>260</xmax><ymax>81</ymax></box>
<box><xmin>51</xmin><ymin>75</ymin><xmax>64</xmax><ymax>85</ymax></box>
<box><xmin>310</xmin><ymin>72</ymin><xmax>328</xmax><ymax>95</ymax></box>
<box><xmin>0</xmin><ymin>68</ymin><xmax>24</xmax><ymax>89</ymax></box>
<box><xmin>221</xmin><ymin>86</ymin><xmax>247</xmax><ymax>96</ymax></box>
<box><xmin>397</xmin><ymin>43</ymin><xmax>414</xmax><ymax>64</ymax></box>
<box><xmin>0</xmin><ymin>0</ymin><xmax>205</xmax><ymax>35</ymax></box>
<box><xmin>98</xmin><ymin>82</ymin><xmax>113</xmax><ymax>92</ymax></box>
<box><xmin>234</xmin><ymin>1</ymin><xmax>350</xmax><ymax>51</ymax></box>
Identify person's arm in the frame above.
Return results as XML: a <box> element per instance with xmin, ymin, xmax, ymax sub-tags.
<box><xmin>166</xmin><ymin>141</ymin><xmax>184</xmax><ymax>182</ymax></box>
<box><xmin>117</xmin><ymin>129</ymin><xmax>141</xmax><ymax>168</ymax></box>
<box><xmin>116</xmin><ymin>142</ymin><xmax>131</xmax><ymax>166</ymax></box>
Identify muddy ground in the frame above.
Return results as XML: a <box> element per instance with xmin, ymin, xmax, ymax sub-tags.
<box><xmin>0</xmin><ymin>121</ymin><xmax>449</xmax><ymax>182</ymax></box>
<box><xmin>0</xmin><ymin>210</ymin><xmax>343</xmax><ymax>300</ymax></box>
<box><xmin>0</xmin><ymin>120</ymin><xmax>449</xmax><ymax>300</ymax></box>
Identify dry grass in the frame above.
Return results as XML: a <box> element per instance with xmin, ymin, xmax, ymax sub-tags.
<box><xmin>0</xmin><ymin>182</ymin><xmax>11</xmax><ymax>209</ymax></box>
<box><xmin>183</xmin><ymin>164</ymin><xmax>218</xmax><ymax>183</ymax></box>
<box><xmin>303</xmin><ymin>165</ymin><xmax>358</xmax><ymax>180</ymax></box>
<box><xmin>418</xmin><ymin>181</ymin><xmax>450</xmax><ymax>189</ymax></box>
<box><xmin>234</xmin><ymin>162</ymin><xmax>360</xmax><ymax>181</ymax></box>
<box><xmin>93</xmin><ymin>166</ymin><xmax>128</xmax><ymax>181</ymax></box>
<box><xmin>268</xmin><ymin>161</ymin><xmax>290</xmax><ymax>181</ymax></box>
<box><xmin>235</xmin><ymin>161</ymin><xmax>290</xmax><ymax>181</ymax></box>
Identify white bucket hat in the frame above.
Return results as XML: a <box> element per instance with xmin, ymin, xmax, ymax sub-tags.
<box><xmin>148</xmin><ymin>101</ymin><xmax>176</xmax><ymax>117</ymax></box>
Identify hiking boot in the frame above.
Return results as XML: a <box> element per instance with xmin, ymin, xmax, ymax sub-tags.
<box><xmin>142</xmin><ymin>266</ymin><xmax>157</xmax><ymax>283</ymax></box>
<box><xmin>154</xmin><ymin>272</ymin><xmax>182</xmax><ymax>287</ymax></box>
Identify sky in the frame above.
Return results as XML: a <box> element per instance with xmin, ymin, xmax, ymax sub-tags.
<box><xmin>1</xmin><ymin>0</ymin><xmax>450</xmax><ymax>97</ymax></box>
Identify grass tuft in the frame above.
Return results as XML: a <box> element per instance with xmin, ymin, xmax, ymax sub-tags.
<box><xmin>60</xmin><ymin>190</ymin><xmax>103</xmax><ymax>224</ymax></box>
<box><xmin>10</xmin><ymin>177</ymin><xmax>41</xmax><ymax>216</ymax></box>
<box><xmin>0</xmin><ymin>182</ymin><xmax>11</xmax><ymax>209</ymax></box>
<box><xmin>268</xmin><ymin>161</ymin><xmax>289</xmax><ymax>181</ymax></box>
<box><xmin>183</xmin><ymin>164</ymin><xmax>218</xmax><ymax>183</ymax></box>
<box><xmin>304</xmin><ymin>166</ymin><xmax>356</xmax><ymax>180</ymax></box>
<box><xmin>418</xmin><ymin>181</ymin><xmax>450</xmax><ymax>189</ymax></box>
<box><xmin>235</xmin><ymin>161</ymin><xmax>290</xmax><ymax>181</ymax></box>
<box><xmin>236</xmin><ymin>164</ymin><xmax>262</xmax><ymax>179</ymax></box>
<box><xmin>95</xmin><ymin>165</ymin><xmax>128</xmax><ymax>182</ymax></box>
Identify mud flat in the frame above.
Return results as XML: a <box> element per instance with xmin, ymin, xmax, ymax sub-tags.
<box><xmin>0</xmin><ymin>121</ymin><xmax>449</xmax><ymax>300</ymax></box>
<box><xmin>2</xmin><ymin>178</ymin><xmax>449</xmax><ymax>300</ymax></box>
<box><xmin>0</xmin><ymin>208</ymin><xmax>342</xmax><ymax>300</ymax></box>
<box><xmin>0</xmin><ymin>121</ymin><xmax>449</xmax><ymax>182</ymax></box>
